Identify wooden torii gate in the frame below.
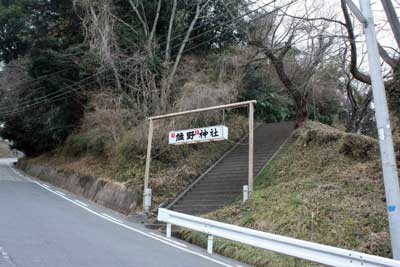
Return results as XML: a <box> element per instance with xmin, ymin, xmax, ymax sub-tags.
<box><xmin>143</xmin><ymin>100</ymin><xmax>256</xmax><ymax>212</ymax></box>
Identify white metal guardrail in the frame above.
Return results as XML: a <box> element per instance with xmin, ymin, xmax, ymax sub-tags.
<box><xmin>158</xmin><ymin>208</ymin><xmax>400</xmax><ymax>267</ymax></box>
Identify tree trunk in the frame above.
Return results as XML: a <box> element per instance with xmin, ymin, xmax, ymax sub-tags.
<box><xmin>165</xmin><ymin>0</ymin><xmax>177</xmax><ymax>62</ymax></box>
<box><xmin>160</xmin><ymin>1</ymin><xmax>209</xmax><ymax>111</ymax></box>
<box><xmin>386</xmin><ymin>72</ymin><xmax>400</xmax><ymax>164</ymax></box>
<box><xmin>346</xmin><ymin>110</ymin><xmax>367</xmax><ymax>133</ymax></box>
<box><xmin>294</xmin><ymin>94</ymin><xmax>309</xmax><ymax>128</ymax></box>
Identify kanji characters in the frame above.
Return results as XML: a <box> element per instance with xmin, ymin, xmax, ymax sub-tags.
<box><xmin>186</xmin><ymin>131</ymin><xmax>195</xmax><ymax>140</ymax></box>
<box><xmin>176</xmin><ymin>133</ymin><xmax>184</xmax><ymax>141</ymax></box>
<box><xmin>170</xmin><ymin>126</ymin><xmax>225</xmax><ymax>144</ymax></box>
<box><xmin>210</xmin><ymin>128</ymin><xmax>219</xmax><ymax>137</ymax></box>
<box><xmin>200</xmin><ymin>129</ymin><xmax>208</xmax><ymax>139</ymax></box>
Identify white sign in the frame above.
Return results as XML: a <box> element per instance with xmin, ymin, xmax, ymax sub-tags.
<box><xmin>169</xmin><ymin>125</ymin><xmax>228</xmax><ymax>145</ymax></box>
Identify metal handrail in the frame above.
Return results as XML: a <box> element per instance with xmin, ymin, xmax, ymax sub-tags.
<box><xmin>158</xmin><ymin>208</ymin><xmax>400</xmax><ymax>267</ymax></box>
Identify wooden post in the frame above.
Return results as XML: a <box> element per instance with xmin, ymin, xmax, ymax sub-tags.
<box><xmin>149</xmin><ymin>100</ymin><xmax>257</xmax><ymax>121</ymax></box>
<box><xmin>143</xmin><ymin>118</ymin><xmax>154</xmax><ymax>211</ymax></box>
<box><xmin>248</xmin><ymin>103</ymin><xmax>254</xmax><ymax>196</ymax></box>
<box><xmin>143</xmin><ymin>100</ymin><xmax>257</xmax><ymax>210</ymax></box>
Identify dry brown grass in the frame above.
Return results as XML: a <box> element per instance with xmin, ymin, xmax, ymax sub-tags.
<box><xmin>29</xmin><ymin>154</ymin><xmax>114</xmax><ymax>180</ymax></box>
<box><xmin>24</xmin><ymin>52</ymin><xmax>252</xmax><ymax>210</ymax></box>
<box><xmin>27</xmin><ymin>112</ymin><xmax>249</xmax><ymax>210</ymax></box>
<box><xmin>181</xmin><ymin>121</ymin><xmax>391</xmax><ymax>267</ymax></box>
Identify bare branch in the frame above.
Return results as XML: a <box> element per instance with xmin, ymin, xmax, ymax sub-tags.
<box><xmin>378</xmin><ymin>42</ymin><xmax>399</xmax><ymax>67</ymax></box>
<box><xmin>340</xmin><ymin>0</ymin><xmax>372</xmax><ymax>84</ymax></box>
<box><xmin>147</xmin><ymin>0</ymin><xmax>162</xmax><ymax>54</ymax></box>
<box><xmin>128</xmin><ymin>0</ymin><xmax>149</xmax><ymax>37</ymax></box>
<box><xmin>165</xmin><ymin>0</ymin><xmax>177</xmax><ymax>62</ymax></box>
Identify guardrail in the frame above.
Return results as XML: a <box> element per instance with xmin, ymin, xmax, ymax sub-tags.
<box><xmin>158</xmin><ymin>208</ymin><xmax>400</xmax><ymax>267</ymax></box>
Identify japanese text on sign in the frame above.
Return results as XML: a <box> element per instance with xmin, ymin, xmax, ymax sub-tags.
<box><xmin>169</xmin><ymin>125</ymin><xmax>229</xmax><ymax>145</ymax></box>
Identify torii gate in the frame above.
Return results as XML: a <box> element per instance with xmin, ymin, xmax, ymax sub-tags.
<box><xmin>143</xmin><ymin>100</ymin><xmax>256</xmax><ymax>212</ymax></box>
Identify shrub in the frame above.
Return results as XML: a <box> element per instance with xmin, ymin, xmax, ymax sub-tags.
<box><xmin>339</xmin><ymin>134</ymin><xmax>378</xmax><ymax>161</ymax></box>
<box><xmin>62</xmin><ymin>130</ymin><xmax>107</xmax><ymax>157</ymax></box>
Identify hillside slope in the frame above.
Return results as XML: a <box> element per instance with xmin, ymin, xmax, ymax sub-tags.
<box><xmin>181</xmin><ymin>121</ymin><xmax>392</xmax><ymax>267</ymax></box>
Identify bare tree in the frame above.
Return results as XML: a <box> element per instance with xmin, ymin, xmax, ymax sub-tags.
<box><xmin>341</xmin><ymin>0</ymin><xmax>400</xmax><ymax>157</ymax></box>
<box><xmin>248</xmin><ymin>3</ymin><xmax>334</xmax><ymax>127</ymax></box>
<box><xmin>77</xmin><ymin>0</ymin><xmax>122</xmax><ymax>90</ymax></box>
<box><xmin>344</xmin><ymin>77</ymin><xmax>373</xmax><ymax>133</ymax></box>
<box><xmin>160</xmin><ymin>0</ymin><xmax>211</xmax><ymax>110</ymax></box>
<box><xmin>165</xmin><ymin>0</ymin><xmax>177</xmax><ymax>62</ymax></box>
<box><xmin>381</xmin><ymin>0</ymin><xmax>400</xmax><ymax>50</ymax></box>
<box><xmin>78</xmin><ymin>0</ymin><xmax>212</xmax><ymax>113</ymax></box>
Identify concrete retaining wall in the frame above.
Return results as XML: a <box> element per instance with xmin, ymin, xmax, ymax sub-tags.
<box><xmin>17</xmin><ymin>160</ymin><xmax>141</xmax><ymax>215</ymax></box>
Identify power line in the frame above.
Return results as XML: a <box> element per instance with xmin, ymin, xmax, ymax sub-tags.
<box><xmin>0</xmin><ymin>67</ymin><xmax>75</xmax><ymax>91</ymax></box>
<box><xmin>0</xmin><ymin>48</ymin><xmax>87</xmax><ymax>89</ymax></box>
<box><xmin>0</xmin><ymin>0</ymin><xmax>246</xmax><ymax>103</ymax></box>
<box><xmin>157</xmin><ymin>0</ymin><xmax>265</xmax><ymax>56</ymax></box>
<box><xmin>0</xmin><ymin>57</ymin><xmax>141</xmax><ymax>117</ymax></box>
<box><xmin>0</xmin><ymin>68</ymin><xmax>115</xmax><ymax>117</ymax></box>
<box><xmin>173</xmin><ymin>0</ymin><xmax>283</xmax><ymax>56</ymax></box>
<box><xmin>0</xmin><ymin>0</ymin><xmax>280</xmax><ymax>117</ymax></box>
<box><xmin>0</xmin><ymin>0</ymin><xmax>252</xmax><ymax>94</ymax></box>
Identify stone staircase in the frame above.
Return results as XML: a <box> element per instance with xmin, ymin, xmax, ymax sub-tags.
<box><xmin>167</xmin><ymin>121</ymin><xmax>295</xmax><ymax>215</ymax></box>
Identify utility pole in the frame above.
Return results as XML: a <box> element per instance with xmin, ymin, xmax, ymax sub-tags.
<box><xmin>347</xmin><ymin>0</ymin><xmax>400</xmax><ymax>259</ymax></box>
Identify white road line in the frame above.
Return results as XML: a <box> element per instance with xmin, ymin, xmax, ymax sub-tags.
<box><xmin>149</xmin><ymin>232</ymin><xmax>188</xmax><ymax>248</ymax></box>
<box><xmin>55</xmin><ymin>191</ymin><xmax>66</xmax><ymax>196</ymax></box>
<box><xmin>7</xmin><ymin>166</ymin><xmax>235</xmax><ymax>267</ymax></box>
<box><xmin>42</xmin><ymin>184</ymin><xmax>50</xmax><ymax>189</ymax></box>
<box><xmin>7</xmin><ymin>166</ymin><xmax>34</xmax><ymax>182</ymax></box>
<box><xmin>74</xmin><ymin>200</ymin><xmax>88</xmax><ymax>207</ymax></box>
<box><xmin>101</xmin><ymin>213</ymin><xmax>123</xmax><ymax>224</ymax></box>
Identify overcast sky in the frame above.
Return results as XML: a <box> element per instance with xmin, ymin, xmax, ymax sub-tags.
<box><xmin>255</xmin><ymin>0</ymin><xmax>398</xmax><ymax>48</ymax></box>
<box><xmin>255</xmin><ymin>0</ymin><xmax>399</xmax><ymax>75</ymax></box>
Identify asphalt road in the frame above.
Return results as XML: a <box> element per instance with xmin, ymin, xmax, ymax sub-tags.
<box><xmin>0</xmin><ymin>158</ymin><xmax>248</xmax><ymax>267</ymax></box>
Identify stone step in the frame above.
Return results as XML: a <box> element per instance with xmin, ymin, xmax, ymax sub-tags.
<box><xmin>178</xmin><ymin>194</ymin><xmax>241</xmax><ymax>202</ymax></box>
<box><xmin>168</xmin><ymin>121</ymin><xmax>294</xmax><ymax>215</ymax></box>
<box><xmin>186</xmin><ymin>188</ymin><xmax>243</xmax><ymax>195</ymax></box>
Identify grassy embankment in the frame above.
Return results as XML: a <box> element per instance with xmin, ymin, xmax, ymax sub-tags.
<box><xmin>181</xmin><ymin>121</ymin><xmax>392</xmax><ymax>267</ymax></box>
<box><xmin>26</xmin><ymin>115</ymin><xmax>248</xmax><ymax>208</ymax></box>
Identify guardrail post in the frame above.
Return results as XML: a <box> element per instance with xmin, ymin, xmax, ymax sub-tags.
<box><xmin>207</xmin><ymin>235</ymin><xmax>214</xmax><ymax>254</ymax></box>
<box><xmin>166</xmin><ymin>223</ymin><xmax>172</xmax><ymax>238</ymax></box>
<box><xmin>243</xmin><ymin>185</ymin><xmax>249</xmax><ymax>203</ymax></box>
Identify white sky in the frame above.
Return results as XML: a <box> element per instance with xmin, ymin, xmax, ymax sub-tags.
<box><xmin>255</xmin><ymin>0</ymin><xmax>398</xmax><ymax>48</ymax></box>
<box><xmin>256</xmin><ymin>0</ymin><xmax>399</xmax><ymax>76</ymax></box>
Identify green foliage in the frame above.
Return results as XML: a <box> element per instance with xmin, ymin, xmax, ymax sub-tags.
<box><xmin>184</xmin><ymin>0</ymin><xmax>246</xmax><ymax>53</ymax></box>
<box><xmin>113</xmin><ymin>0</ymin><xmax>246</xmax><ymax>56</ymax></box>
<box><xmin>0</xmin><ymin>49</ymin><xmax>88</xmax><ymax>156</ymax></box>
<box><xmin>240</xmin><ymin>65</ymin><xmax>294</xmax><ymax>122</ymax></box>
<box><xmin>308</xmin><ymin>92</ymin><xmax>343</xmax><ymax>126</ymax></box>
<box><xmin>0</xmin><ymin>0</ymin><xmax>89</xmax><ymax>156</ymax></box>
<box><xmin>308</xmin><ymin>63</ymin><xmax>345</xmax><ymax>126</ymax></box>
<box><xmin>0</xmin><ymin>0</ymin><xmax>83</xmax><ymax>62</ymax></box>
<box><xmin>62</xmin><ymin>130</ymin><xmax>107</xmax><ymax>158</ymax></box>
<box><xmin>0</xmin><ymin>0</ymin><xmax>31</xmax><ymax>62</ymax></box>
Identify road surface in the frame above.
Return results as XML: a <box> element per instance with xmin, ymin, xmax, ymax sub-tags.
<box><xmin>0</xmin><ymin>158</ymin><xmax>248</xmax><ymax>267</ymax></box>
